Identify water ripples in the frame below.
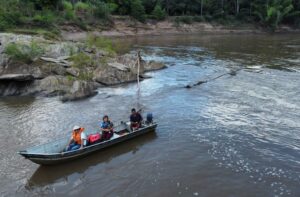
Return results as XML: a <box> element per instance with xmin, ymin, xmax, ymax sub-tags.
<box><xmin>1</xmin><ymin>34</ymin><xmax>300</xmax><ymax>196</ymax></box>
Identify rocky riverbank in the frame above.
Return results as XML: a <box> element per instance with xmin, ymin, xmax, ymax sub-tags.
<box><xmin>0</xmin><ymin>33</ymin><xmax>166</xmax><ymax>101</ymax></box>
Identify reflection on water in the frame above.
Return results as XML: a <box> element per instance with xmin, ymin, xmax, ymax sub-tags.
<box><xmin>0</xmin><ymin>34</ymin><xmax>300</xmax><ymax>197</ymax></box>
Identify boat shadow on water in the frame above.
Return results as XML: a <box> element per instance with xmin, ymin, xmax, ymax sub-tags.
<box><xmin>25</xmin><ymin>132</ymin><xmax>157</xmax><ymax>189</ymax></box>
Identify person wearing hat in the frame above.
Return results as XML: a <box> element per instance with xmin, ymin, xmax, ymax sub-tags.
<box><xmin>130</xmin><ymin>108</ymin><xmax>143</xmax><ymax>130</ymax></box>
<box><xmin>100</xmin><ymin>115</ymin><xmax>114</xmax><ymax>141</ymax></box>
<box><xmin>66</xmin><ymin>125</ymin><xmax>87</xmax><ymax>151</ymax></box>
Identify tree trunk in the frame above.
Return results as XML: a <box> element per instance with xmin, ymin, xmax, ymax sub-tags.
<box><xmin>221</xmin><ymin>0</ymin><xmax>224</xmax><ymax>11</ymax></box>
<box><xmin>166</xmin><ymin>0</ymin><xmax>170</xmax><ymax>15</ymax></box>
<box><xmin>200</xmin><ymin>0</ymin><xmax>203</xmax><ymax>16</ymax></box>
<box><xmin>236</xmin><ymin>0</ymin><xmax>240</xmax><ymax>15</ymax></box>
<box><xmin>250</xmin><ymin>1</ymin><xmax>252</xmax><ymax>16</ymax></box>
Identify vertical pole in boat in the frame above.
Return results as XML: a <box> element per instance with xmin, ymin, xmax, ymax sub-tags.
<box><xmin>137</xmin><ymin>51</ymin><xmax>141</xmax><ymax>91</ymax></box>
<box><xmin>137</xmin><ymin>51</ymin><xmax>141</xmax><ymax>110</ymax></box>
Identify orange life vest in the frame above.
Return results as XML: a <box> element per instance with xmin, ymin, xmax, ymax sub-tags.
<box><xmin>72</xmin><ymin>127</ymin><xmax>84</xmax><ymax>145</ymax></box>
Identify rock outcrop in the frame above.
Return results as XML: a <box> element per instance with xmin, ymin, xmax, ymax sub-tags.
<box><xmin>0</xmin><ymin>33</ymin><xmax>166</xmax><ymax>101</ymax></box>
<box><xmin>0</xmin><ymin>74</ymin><xmax>34</xmax><ymax>81</ymax></box>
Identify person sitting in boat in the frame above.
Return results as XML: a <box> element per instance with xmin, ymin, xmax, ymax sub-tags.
<box><xmin>100</xmin><ymin>115</ymin><xmax>114</xmax><ymax>141</ymax></box>
<box><xmin>130</xmin><ymin>108</ymin><xmax>143</xmax><ymax>130</ymax></box>
<box><xmin>66</xmin><ymin>126</ymin><xmax>87</xmax><ymax>151</ymax></box>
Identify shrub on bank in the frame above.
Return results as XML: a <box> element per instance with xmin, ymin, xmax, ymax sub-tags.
<box><xmin>0</xmin><ymin>0</ymin><xmax>24</xmax><ymax>31</ymax></box>
<box><xmin>130</xmin><ymin>0</ymin><xmax>146</xmax><ymax>22</ymax></box>
<box><xmin>193</xmin><ymin>16</ymin><xmax>205</xmax><ymax>22</ymax></box>
<box><xmin>32</xmin><ymin>11</ymin><xmax>57</xmax><ymax>27</ymax></box>
<box><xmin>152</xmin><ymin>5</ymin><xmax>166</xmax><ymax>21</ymax></box>
<box><xmin>70</xmin><ymin>52</ymin><xmax>94</xmax><ymax>68</ymax></box>
<box><xmin>174</xmin><ymin>16</ymin><xmax>193</xmax><ymax>24</ymax></box>
<box><xmin>63</xmin><ymin>1</ymin><xmax>75</xmax><ymax>20</ymax></box>
<box><xmin>86</xmin><ymin>35</ymin><xmax>116</xmax><ymax>56</ymax></box>
<box><xmin>0</xmin><ymin>15</ymin><xmax>10</xmax><ymax>31</ymax></box>
<box><xmin>4</xmin><ymin>42</ymin><xmax>44</xmax><ymax>64</ymax></box>
<box><xmin>75</xmin><ymin>2</ymin><xmax>90</xmax><ymax>12</ymax></box>
<box><xmin>91</xmin><ymin>1</ymin><xmax>111</xmax><ymax>20</ymax></box>
<box><xmin>75</xmin><ymin>2</ymin><xmax>93</xmax><ymax>21</ymax></box>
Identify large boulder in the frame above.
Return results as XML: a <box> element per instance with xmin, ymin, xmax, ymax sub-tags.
<box><xmin>0</xmin><ymin>55</ymin><xmax>9</xmax><ymax>72</ymax></box>
<box><xmin>29</xmin><ymin>75</ymin><xmax>72</xmax><ymax>96</ymax></box>
<box><xmin>0</xmin><ymin>60</ymin><xmax>52</xmax><ymax>79</ymax></box>
<box><xmin>49</xmin><ymin>63</ymin><xmax>67</xmax><ymax>76</ymax></box>
<box><xmin>93</xmin><ymin>65</ymin><xmax>137</xmax><ymax>85</ymax></box>
<box><xmin>0</xmin><ymin>81</ymin><xmax>33</xmax><ymax>96</ymax></box>
<box><xmin>43</xmin><ymin>42</ymin><xmax>80</xmax><ymax>58</ymax></box>
<box><xmin>0</xmin><ymin>74</ymin><xmax>35</xmax><ymax>96</ymax></box>
<box><xmin>66</xmin><ymin>67</ymin><xmax>80</xmax><ymax>77</ymax></box>
<box><xmin>116</xmin><ymin>54</ymin><xmax>145</xmax><ymax>74</ymax></box>
<box><xmin>144</xmin><ymin>60</ymin><xmax>167</xmax><ymax>71</ymax></box>
<box><xmin>93</xmin><ymin>54</ymin><xmax>165</xmax><ymax>85</ymax></box>
<box><xmin>61</xmin><ymin>80</ymin><xmax>97</xmax><ymax>101</ymax></box>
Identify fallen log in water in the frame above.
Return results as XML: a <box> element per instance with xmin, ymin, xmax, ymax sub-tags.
<box><xmin>185</xmin><ymin>68</ymin><xmax>241</xmax><ymax>88</ymax></box>
<box><xmin>185</xmin><ymin>80</ymin><xmax>207</xmax><ymax>88</ymax></box>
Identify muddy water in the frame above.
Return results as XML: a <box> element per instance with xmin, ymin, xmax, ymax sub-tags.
<box><xmin>0</xmin><ymin>34</ymin><xmax>300</xmax><ymax>197</ymax></box>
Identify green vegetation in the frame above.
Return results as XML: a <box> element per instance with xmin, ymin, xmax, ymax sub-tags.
<box><xmin>0</xmin><ymin>0</ymin><xmax>299</xmax><ymax>32</ymax></box>
<box><xmin>0</xmin><ymin>0</ymin><xmax>113</xmax><ymax>34</ymax></box>
<box><xmin>175</xmin><ymin>16</ymin><xmax>194</xmax><ymax>25</ymax></box>
<box><xmin>67</xmin><ymin>75</ymin><xmax>75</xmax><ymax>81</ymax></box>
<box><xmin>86</xmin><ymin>35</ymin><xmax>116</xmax><ymax>56</ymax></box>
<box><xmin>4</xmin><ymin>41</ymin><xmax>44</xmax><ymax>64</ymax></box>
<box><xmin>152</xmin><ymin>4</ymin><xmax>166</xmax><ymax>20</ymax></box>
<box><xmin>78</xmin><ymin>71</ymin><xmax>94</xmax><ymax>81</ymax></box>
<box><xmin>253</xmin><ymin>0</ymin><xmax>300</xmax><ymax>30</ymax></box>
<box><xmin>63</xmin><ymin>1</ymin><xmax>75</xmax><ymax>20</ymax></box>
<box><xmin>130</xmin><ymin>0</ymin><xmax>146</xmax><ymax>22</ymax></box>
<box><xmin>70</xmin><ymin>52</ymin><xmax>94</xmax><ymax>68</ymax></box>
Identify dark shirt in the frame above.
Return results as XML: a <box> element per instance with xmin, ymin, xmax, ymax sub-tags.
<box><xmin>130</xmin><ymin>113</ymin><xmax>143</xmax><ymax>123</ymax></box>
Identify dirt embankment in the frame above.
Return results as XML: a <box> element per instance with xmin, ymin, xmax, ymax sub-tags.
<box><xmin>61</xmin><ymin>16</ymin><xmax>300</xmax><ymax>41</ymax></box>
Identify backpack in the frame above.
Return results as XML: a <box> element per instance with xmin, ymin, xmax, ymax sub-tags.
<box><xmin>88</xmin><ymin>133</ymin><xmax>101</xmax><ymax>144</ymax></box>
<box><xmin>146</xmin><ymin>113</ymin><xmax>153</xmax><ymax>124</ymax></box>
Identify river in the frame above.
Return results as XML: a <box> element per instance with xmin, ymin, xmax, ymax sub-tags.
<box><xmin>0</xmin><ymin>34</ymin><xmax>300</xmax><ymax>197</ymax></box>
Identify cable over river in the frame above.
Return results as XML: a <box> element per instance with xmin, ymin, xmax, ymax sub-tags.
<box><xmin>0</xmin><ymin>34</ymin><xmax>300</xmax><ymax>197</ymax></box>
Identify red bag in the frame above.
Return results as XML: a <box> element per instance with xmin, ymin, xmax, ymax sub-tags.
<box><xmin>88</xmin><ymin>133</ymin><xmax>101</xmax><ymax>144</ymax></box>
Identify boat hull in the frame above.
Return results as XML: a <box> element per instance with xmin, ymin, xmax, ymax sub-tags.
<box><xmin>19</xmin><ymin>123</ymin><xmax>157</xmax><ymax>165</ymax></box>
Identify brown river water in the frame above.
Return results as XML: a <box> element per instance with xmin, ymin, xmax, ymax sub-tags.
<box><xmin>0</xmin><ymin>34</ymin><xmax>300</xmax><ymax>197</ymax></box>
